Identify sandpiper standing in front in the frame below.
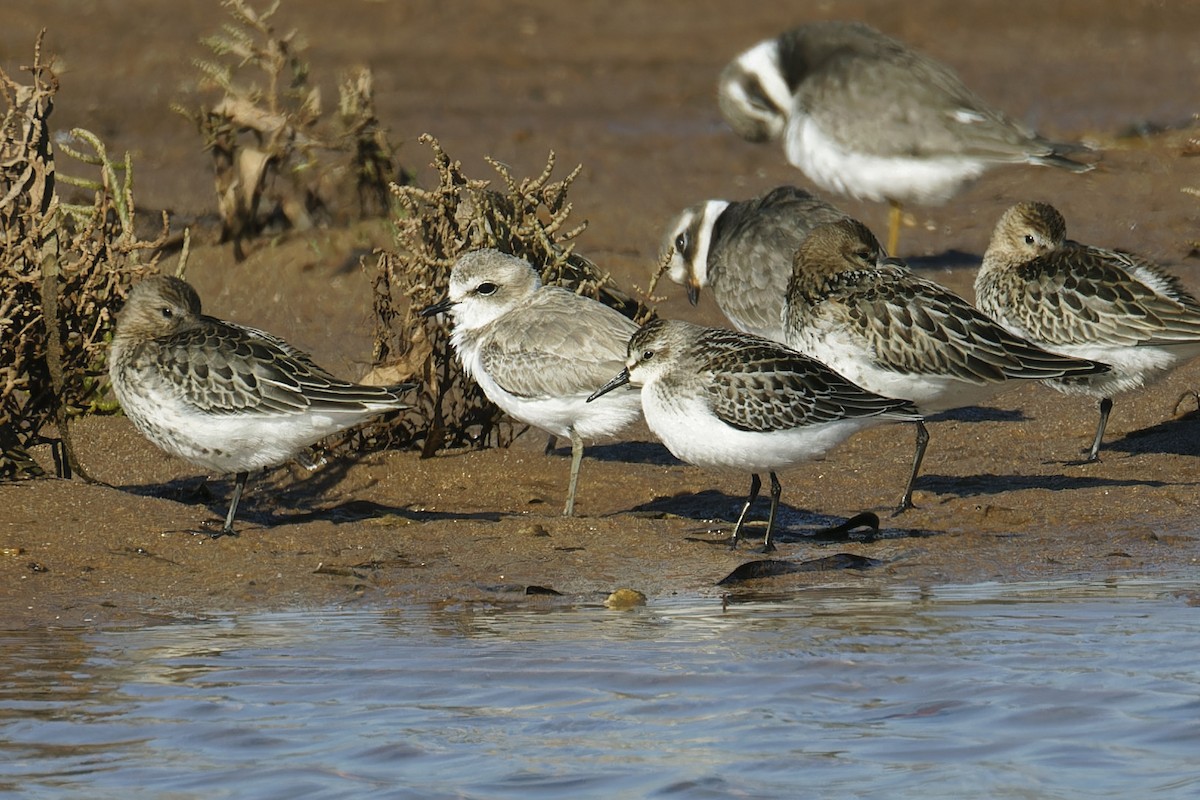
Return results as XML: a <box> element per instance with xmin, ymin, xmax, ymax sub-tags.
<box><xmin>589</xmin><ymin>317</ymin><xmax>921</xmax><ymax>551</ymax></box>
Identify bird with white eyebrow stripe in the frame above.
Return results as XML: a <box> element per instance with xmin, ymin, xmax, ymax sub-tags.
<box><xmin>717</xmin><ymin>21</ymin><xmax>1093</xmax><ymax>255</ymax></box>
<box><xmin>662</xmin><ymin>185</ymin><xmax>847</xmax><ymax>343</ymax></box>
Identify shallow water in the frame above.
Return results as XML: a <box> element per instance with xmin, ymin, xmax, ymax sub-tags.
<box><xmin>3</xmin><ymin>579</ymin><xmax>1198</xmax><ymax>799</ymax></box>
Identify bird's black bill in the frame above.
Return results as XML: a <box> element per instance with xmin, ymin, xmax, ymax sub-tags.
<box><xmin>586</xmin><ymin>368</ymin><xmax>630</xmax><ymax>402</ymax></box>
<box><xmin>421</xmin><ymin>297</ymin><xmax>453</xmax><ymax>318</ymax></box>
<box><xmin>686</xmin><ymin>282</ymin><xmax>700</xmax><ymax>306</ymax></box>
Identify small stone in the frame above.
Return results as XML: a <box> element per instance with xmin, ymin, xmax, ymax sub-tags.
<box><xmin>604</xmin><ymin>588</ymin><xmax>647</xmax><ymax>609</ymax></box>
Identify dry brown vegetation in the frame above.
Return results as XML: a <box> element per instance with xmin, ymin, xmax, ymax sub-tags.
<box><xmin>0</xmin><ymin>33</ymin><xmax>166</xmax><ymax>481</ymax></box>
<box><xmin>175</xmin><ymin>0</ymin><xmax>402</xmax><ymax>260</ymax></box>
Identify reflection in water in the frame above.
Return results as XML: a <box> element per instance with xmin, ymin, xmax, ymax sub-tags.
<box><xmin>2</xmin><ymin>579</ymin><xmax>1198</xmax><ymax>798</ymax></box>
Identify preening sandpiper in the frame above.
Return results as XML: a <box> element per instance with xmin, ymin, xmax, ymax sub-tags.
<box><xmin>977</xmin><ymin>201</ymin><xmax>1200</xmax><ymax>461</ymax></box>
<box><xmin>783</xmin><ymin>219</ymin><xmax>1109</xmax><ymax>510</ymax></box>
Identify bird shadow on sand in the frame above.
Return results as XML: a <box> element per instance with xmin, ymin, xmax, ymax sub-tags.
<box><xmin>622</xmin><ymin>489</ymin><xmax>940</xmax><ymax>546</ymax></box>
<box><xmin>547</xmin><ymin>440</ymin><xmax>682</xmax><ymax>466</ymax></box>
<box><xmin>913</xmin><ymin>470</ymin><xmax>1183</xmax><ymax>500</ymax></box>
<box><xmin>118</xmin><ymin>459</ymin><xmax>502</xmax><ymax>533</ymax></box>
<box><xmin>1100</xmin><ymin>406</ymin><xmax>1200</xmax><ymax>458</ymax></box>
<box><xmin>926</xmin><ymin>406</ymin><xmax>1030</xmax><ymax>423</ymax></box>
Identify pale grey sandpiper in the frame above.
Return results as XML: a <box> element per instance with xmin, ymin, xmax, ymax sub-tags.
<box><xmin>587</xmin><ymin>317</ymin><xmax>921</xmax><ymax>552</ymax></box>
<box><xmin>422</xmin><ymin>249</ymin><xmax>643</xmax><ymax>516</ymax></box>
<box><xmin>108</xmin><ymin>275</ymin><xmax>415</xmax><ymax>537</ymax></box>
<box><xmin>663</xmin><ymin>184</ymin><xmax>847</xmax><ymax>342</ymax></box>
<box><xmin>977</xmin><ymin>201</ymin><xmax>1200</xmax><ymax>462</ymax></box>
<box><xmin>783</xmin><ymin>218</ymin><xmax>1109</xmax><ymax>511</ymax></box>
<box><xmin>717</xmin><ymin>20</ymin><xmax>1093</xmax><ymax>255</ymax></box>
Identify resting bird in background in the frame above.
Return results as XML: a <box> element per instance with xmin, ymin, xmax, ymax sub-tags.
<box><xmin>423</xmin><ymin>249</ymin><xmax>643</xmax><ymax>516</ymax></box>
<box><xmin>717</xmin><ymin>20</ymin><xmax>1093</xmax><ymax>255</ymax></box>
<box><xmin>662</xmin><ymin>185</ymin><xmax>847</xmax><ymax>342</ymax></box>
<box><xmin>977</xmin><ymin>201</ymin><xmax>1200</xmax><ymax>461</ymax></box>
<box><xmin>109</xmin><ymin>275</ymin><xmax>414</xmax><ymax>537</ymax></box>
<box><xmin>783</xmin><ymin>219</ymin><xmax>1109</xmax><ymax>511</ymax></box>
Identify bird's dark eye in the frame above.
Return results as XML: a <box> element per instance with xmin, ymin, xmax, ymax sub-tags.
<box><xmin>160</xmin><ymin>306</ymin><xmax>173</xmax><ymax>319</ymax></box>
<box><xmin>641</xmin><ymin>349</ymin><xmax>655</xmax><ymax>361</ymax></box>
<box><xmin>674</xmin><ymin>233</ymin><xmax>687</xmax><ymax>254</ymax></box>
<box><xmin>476</xmin><ymin>282</ymin><xmax>498</xmax><ymax>296</ymax></box>
<box><xmin>1024</xmin><ymin>234</ymin><xmax>1036</xmax><ymax>245</ymax></box>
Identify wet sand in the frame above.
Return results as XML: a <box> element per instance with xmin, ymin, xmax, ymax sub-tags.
<box><xmin>2</xmin><ymin>0</ymin><xmax>1199</xmax><ymax>628</ymax></box>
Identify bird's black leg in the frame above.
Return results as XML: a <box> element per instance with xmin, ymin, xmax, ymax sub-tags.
<box><xmin>893</xmin><ymin>420</ymin><xmax>929</xmax><ymax>515</ymax></box>
<box><xmin>212</xmin><ymin>471</ymin><xmax>248</xmax><ymax>539</ymax></box>
<box><xmin>1085</xmin><ymin>397</ymin><xmax>1113</xmax><ymax>462</ymax></box>
<box><xmin>730</xmin><ymin>473</ymin><xmax>762</xmax><ymax>549</ymax></box>
<box><xmin>761</xmin><ymin>472</ymin><xmax>782</xmax><ymax>553</ymax></box>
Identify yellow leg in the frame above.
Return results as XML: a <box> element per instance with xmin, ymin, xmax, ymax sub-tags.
<box><xmin>886</xmin><ymin>199</ymin><xmax>902</xmax><ymax>256</ymax></box>
<box><xmin>563</xmin><ymin>428</ymin><xmax>584</xmax><ymax>516</ymax></box>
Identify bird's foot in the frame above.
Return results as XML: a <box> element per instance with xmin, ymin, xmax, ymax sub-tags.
<box><xmin>196</xmin><ymin>519</ymin><xmax>239</xmax><ymax>539</ymax></box>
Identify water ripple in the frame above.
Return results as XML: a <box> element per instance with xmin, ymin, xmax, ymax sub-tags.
<box><xmin>2</xmin><ymin>578</ymin><xmax>1198</xmax><ymax>799</ymax></box>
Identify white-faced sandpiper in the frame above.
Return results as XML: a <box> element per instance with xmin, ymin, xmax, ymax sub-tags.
<box><xmin>663</xmin><ymin>185</ymin><xmax>846</xmax><ymax>342</ymax></box>
<box><xmin>423</xmin><ymin>249</ymin><xmax>643</xmax><ymax>516</ymax></box>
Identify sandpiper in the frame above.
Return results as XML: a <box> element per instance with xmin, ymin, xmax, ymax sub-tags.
<box><xmin>977</xmin><ymin>201</ymin><xmax>1200</xmax><ymax>461</ymax></box>
<box><xmin>108</xmin><ymin>275</ymin><xmax>414</xmax><ymax>537</ymax></box>
<box><xmin>663</xmin><ymin>185</ymin><xmax>846</xmax><ymax>342</ymax></box>
<box><xmin>588</xmin><ymin>317</ymin><xmax>920</xmax><ymax>551</ymax></box>
<box><xmin>783</xmin><ymin>219</ymin><xmax>1109</xmax><ymax>510</ymax></box>
<box><xmin>717</xmin><ymin>21</ymin><xmax>1093</xmax><ymax>254</ymax></box>
<box><xmin>423</xmin><ymin>249</ymin><xmax>642</xmax><ymax>516</ymax></box>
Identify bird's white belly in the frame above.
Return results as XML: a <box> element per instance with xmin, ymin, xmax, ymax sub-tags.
<box><xmin>115</xmin><ymin>384</ymin><xmax>345</xmax><ymax>474</ymax></box>
<box><xmin>786</xmin><ymin>116</ymin><xmax>987</xmax><ymax>205</ymax></box>
<box><xmin>462</xmin><ymin>348</ymin><xmax>641</xmax><ymax>440</ymax></box>
<box><xmin>642</xmin><ymin>385</ymin><xmax>874</xmax><ymax>473</ymax></box>
<box><xmin>1039</xmin><ymin>342</ymin><xmax>1193</xmax><ymax>398</ymax></box>
<box><xmin>789</xmin><ymin>326</ymin><xmax>1006</xmax><ymax>413</ymax></box>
